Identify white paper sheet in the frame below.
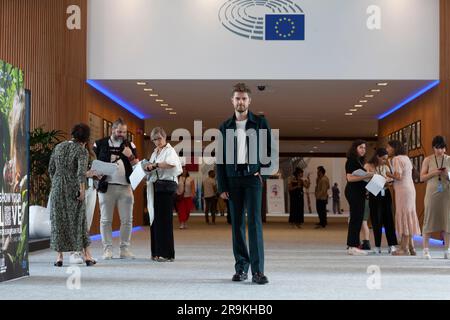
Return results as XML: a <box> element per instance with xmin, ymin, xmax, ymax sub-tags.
<box><xmin>130</xmin><ymin>161</ymin><xmax>147</xmax><ymax>190</ymax></box>
<box><xmin>91</xmin><ymin>160</ymin><xmax>118</xmax><ymax>176</ymax></box>
<box><xmin>365</xmin><ymin>174</ymin><xmax>387</xmax><ymax>196</ymax></box>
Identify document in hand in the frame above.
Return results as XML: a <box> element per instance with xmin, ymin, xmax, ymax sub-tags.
<box><xmin>91</xmin><ymin>160</ymin><xmax>118</xmax><ymax>176</ymax></box>
<box><xmin>352</xmin><ymin>169</ymin><xmax>370</xmax><ymax>182</ymax></box>
<box><xmin>130</xmin><ymin>161</ymin><xmax>147</xmax><ymax>190</ymax></box>
<box><xmin>365</xmin><ymin>174</ymin><xmax>387</xmax><ymax>196</ymax></box>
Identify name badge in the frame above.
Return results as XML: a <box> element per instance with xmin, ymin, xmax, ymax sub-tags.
<box><xmin>437</xmin><ymin>182</ymin><xmax>444</xmax><ymax>193</ymax></box>
<box><xmin>381</xmin><ymin>189</ymin><xmax>385</xmax><ymax>197</ymax></box>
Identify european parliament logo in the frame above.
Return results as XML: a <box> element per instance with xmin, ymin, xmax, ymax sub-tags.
<box><xmin>218</xmin><ymin>0</ymin><xmax>305</xmax><ymax>41</ymax></box>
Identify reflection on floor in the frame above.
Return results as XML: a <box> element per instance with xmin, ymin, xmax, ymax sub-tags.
<box><xmin>3</xmin><ymin>216</ymin><xmax>450</xmax><ymax>300</ymax></box>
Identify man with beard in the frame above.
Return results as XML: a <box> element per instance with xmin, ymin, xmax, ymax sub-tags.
<box><xmin>93</xmin><ymin>118</ymin><xmax>139</xmax><ymax>260</ymax></box>
<box><xmin>216</xmin><ymin>83</ymin><xmax>272</xmax><ymax>285</ymax></box>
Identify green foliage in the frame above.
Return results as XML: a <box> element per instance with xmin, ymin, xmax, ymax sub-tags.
<box><xmin>29</xmin><ymin>127</ymin><xmax>65</xmax><ymax>206</ymax></box>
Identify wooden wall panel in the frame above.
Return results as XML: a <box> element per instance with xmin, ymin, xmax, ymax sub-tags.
<box><xmin>379</xmin><ymin>0</ymin><xmax>450</xmax><ymax>234</ymax></box>
<box><xmin>0</xmin><ymin>0</ymin><xmax>146</xmax><ymax>235</ymax></box>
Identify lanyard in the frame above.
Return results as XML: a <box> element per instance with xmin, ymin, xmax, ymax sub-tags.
<box><xmin>435</xmin><ymin>155</ymin><xmax>444</xmax><ymax>181</ymax></box>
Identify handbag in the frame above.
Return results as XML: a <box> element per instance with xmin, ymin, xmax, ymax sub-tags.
<box><xmin>154</xmin><ymin>170</ymin><xmax>178</xmax><ymax>194</ymax></box>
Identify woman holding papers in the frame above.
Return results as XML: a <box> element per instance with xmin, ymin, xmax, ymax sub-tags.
<box><xmin>420</xmin><ymin>136</ymin><xmax>450</xmax><ymax>260</ymax></box>
<box><xmin>386</xmin><ymin>140</ymin><xmax>421</xmax><ymax>256</ymax></box>
<box><xmin>345</xmin><ymin>140</ymin><xmax>374</xmax><ymax>256</ymax></box>
<box><xmin>143</xmin><ymin>127</ymin><xmax>182</xmax><ymax>262</ymax></box>
<box><xmin>364</xmin><ymin>148</ymin><xmax>398</xmax><ymax>254</ymax></box>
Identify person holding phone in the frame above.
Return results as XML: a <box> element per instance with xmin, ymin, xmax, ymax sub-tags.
<box><xmin>420</xmin><ymin>136</ymin><xmax>450</xmax><ymax>259</ymax></box>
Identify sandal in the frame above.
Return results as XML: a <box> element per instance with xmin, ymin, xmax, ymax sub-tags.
<box><xmin>391</xmin><ymin>248</ymin><xmax>410</xmax><ymax>256</ymax></box>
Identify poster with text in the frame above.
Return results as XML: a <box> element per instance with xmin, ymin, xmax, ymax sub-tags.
<box><xmin>266</xmin><ymin>179</ymin><xmax>285</xmax><ymax>214</ymax></box>
<box><xmin>0</xmin><ymin>59</ymin><xmax>29</xmax><ymax>282</ymax></box>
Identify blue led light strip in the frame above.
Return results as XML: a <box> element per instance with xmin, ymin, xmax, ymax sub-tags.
<box><xmin>87</xmin><ymin>80</ymin><xmax>148</xmax><ymax>120</ymax></box>
<box><xmin>378</xmin><ymin>80</ymin><xmax>440</xmax><ymax>120</ymax></box>
<box><xmin>90</xmin><ymin>226</ymin><xmax>144</xmax><ymax>241</ymax></box>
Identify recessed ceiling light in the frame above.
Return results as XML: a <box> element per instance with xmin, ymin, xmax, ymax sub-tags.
<box><xmin>365</xmin><ymin>95</ymin><xmax>374</xmax><ymax>98</ymax></box>
<box><xmin>350</xmin><ymin>109</ymin><xmax>358</xmax><ymax>112</ymax></box>
<box><xmin>377</xmin><ymin>82</ymin><xmax>388</xmax><ymax>86</ymax></box>
<box><xmin>136</xmin><ymin>81</ymin><xmax>147</xmax><ymax>86</ymax></box>
<box><xmin>313</xmin><ymin>146</ymin><xmax>318</xmax><ymax>149</ymax></box>
<box><xmin>371</xmin><ymin>89</ymin><xmax>381</xmax><ymax>93</ymax></box>
<box><xmin>169</xmin><ymin>112</ymin><xmax>177</xmax><ymax>115</ymax></box>
<box><xmin>354</xmin><ymin>105</ymin><xmax>363</xmax><ymax>108</ymax></box>
<box><xmin>359</xmin><ymin>100</ymin><xmax>368</xmax><ymax>103</ymax></box>
<box><xmin>161</xmin><ymin>104</ymin><xmax>169</xmax><ymax>107</ymax></box>
<box><xmin>143</xmin><ymin>88</ymin><xmax>153</xmax><ymax>92</ymax></box>
<box><xmin>165</xmin><ymin>108</ymin><xmax>173</xmax><ymax>111</ymax></box>
<box><xmin>345</xmin><ymin>113</ymin><xmax>353</xmax><ymax>116</ymax></box>
<box><xmin>155</xmin><ymin>99</ymin><xmax>164</xmax><ymax>102</ymax></box>
<box><xmin>320</xmin><ymin>141</ymin><xmax>326</xmax><ymax>144</ymax></box>
<box><xmin>374</xmin><ymin>133</ymin><xmax>378</xmax><ymax>137</ymax></box>
<box><xmin>149</xmin><ymin>94</ymin><xmax>158</xmax><ymax>97</ymax></box>
<box><xmin>310</xmin><ymin>151</ymin><xmax>314</xmax><ymax>153</ymax></box>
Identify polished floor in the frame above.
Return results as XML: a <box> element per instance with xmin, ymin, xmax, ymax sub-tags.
<box><xmin>3</xmin><ymin>216</ymin><xmax>450</xmax><ymax>300</ymax></box>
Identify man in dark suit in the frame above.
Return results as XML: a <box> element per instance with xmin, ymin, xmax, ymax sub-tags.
<box><xmin>216</xmin><ymin>83</ymin><xmax>273</xmax><ymax>285</ymax></box>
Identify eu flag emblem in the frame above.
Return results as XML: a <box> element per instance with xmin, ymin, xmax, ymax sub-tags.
<box><xmin>265</xmin><ymin>14</ymin><xmax>305</xmax><ymax>41</ymax></box>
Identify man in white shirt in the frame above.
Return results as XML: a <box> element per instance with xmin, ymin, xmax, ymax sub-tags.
<box><xmin>93</xmin><ymin>118</ymin><xmax>139</xmax><ymax>260</ymax></box>
<box><xmin>216</xmin><ymin>83</ymin><xmax>272</xmax><ymax>285</ymax></box>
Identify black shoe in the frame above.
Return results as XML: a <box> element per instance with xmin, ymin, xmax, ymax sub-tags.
<box><xmin>232</xmin><ymin>272</ymin><xmax>248</xmax><ymax>282</ymax></box>
<box><xmin>85</xmin><ymin>260</ymin><xmax>96</xmax><ymax>267</ymax></box>
<box><xmin>252</xmin><ymin>272</ymin><xmax>269</xmax><ymax>285</ymax></box>
<box><xmin>54</xmin><ymin>261</ymin><xmax>63</xmax><ymax>267</ymax></box>
<box><xmin>361</xmin><ymin>240</ymin><xmax>371</xmax><ymax>250</ymax></box>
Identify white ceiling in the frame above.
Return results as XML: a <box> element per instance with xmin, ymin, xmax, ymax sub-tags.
<box><xmin>92</xmin><ymin>79</ymin><xmax>432</xmax><ymax>139</ymax></box>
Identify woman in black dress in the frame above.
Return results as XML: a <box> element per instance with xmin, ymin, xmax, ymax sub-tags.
<box><xmin>345</xmin><ymin>140</ymin><xmax>374</xmax><ymax>256</ymax></box>
<box><xmin>288</xmin><ymin>168</ymin><xmax>310</xmax><ymax>228</ymax></box>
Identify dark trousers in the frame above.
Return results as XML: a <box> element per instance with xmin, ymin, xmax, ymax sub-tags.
<box><xmin>316</xmin><ymin>199</ymin><xmax>328</xmax><ymax>227</ymax></box>
<box><xmin>345</xmin><ymin>185</ymin><xmax>365</xmax><ymax>247</ymax></box>
<box><xmin>226</xmin><ymin>199</ymin><xmax>232</xmax><ymax>224</ymax></box>
<box><xmin>150</xmin><ymin>191</ymin><xmax>175</xmax><ymax>259</ymax></box>
<box><xmin>204</xmin><ymin>196</ymin><xmax>217</xmax><ymax>223</ymax></box>
<box><xmin>228</xmin><ymin>175</ymin><xmax>264</xmax><ymax>275</ymax></box>
<box><xmin>369</xmin><ymin>190</ymin><xmax>398</xmax><ymax>247</ymax></box>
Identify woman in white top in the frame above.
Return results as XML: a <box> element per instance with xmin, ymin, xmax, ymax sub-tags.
<box><xmin>176</xmin><ymin>167</ymin><xmax>196</xmax><ymax>229</ymax></box>
<box><xmin>143</xmin><ymin>127</ymin><xmax>182</xmax><ymax>262</ymax></box>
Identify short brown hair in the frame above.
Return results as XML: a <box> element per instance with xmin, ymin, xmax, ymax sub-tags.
<box><xmin>388</xmin><ymin>140</ymin><xmax>407</xmax><ymax>156</ymax></box>
<box><xmin>232</xmin><ymin>83</ymin><xmax>251</xmax><ymax>95</ymax></box>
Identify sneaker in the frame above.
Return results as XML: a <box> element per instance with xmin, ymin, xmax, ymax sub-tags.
<box><xmin>119</xmin><ymin>247</ymin><xmax>135</xmax><ymax>259</ymax></box>
<box><xmin>347</xmin><ymin>247</ymin><xmax>368</xmax><ymax>256</ymax></box>
<box><xmin>102</xmin><ymin>248</ymin><xmax>113</xmax><ymax>260</ymax></box>
<box><xmin>69</xmin><ymin>252</ymin><xmax>84</xmax><ymax>264</ymax></box>
<box><xmin>444</xmin><ymin>250</ymin><xmax>450</xmax><ymax>259</ymax></box>
<box><xmin>423</xmin><ymin>249</ymin><xmax>432</xmax><ymax>260</ymax></box>
<box><xmin>373</xmin><ymin>247</ymin><xmax>382</xmax><ymax>255</ymax></box>
<box><xmin>388</xmin><ymin>246</ymin><xmax>397</xmax><ymax>254</ymax></box>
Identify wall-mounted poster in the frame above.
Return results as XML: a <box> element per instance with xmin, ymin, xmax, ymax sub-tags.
<box><xmin>266</xmin><ymin>179</ymin><xmax>285</xmax><ymax>214</ymax></box>
<box><xmin>419</xmin><ymin>154</ymin><xmax>424</xmax><ymax>174</ymax></box>
<box><xmin>417</xmin><ymin>121</ymin><xmax>421</xmax><ymax>148</ymax></box>
<box><xmin>127</xmin><ymin>131</ymin><xmax>134</xmax><ymax>143</ymax></box>
<box><xmin>103</xmin><ymin>120</ymin><xmax>112</xmax><ymax>137</ymax></box>
<box><xmin>411</xmin><ymin>123</ymin><xmax>417</xmax><ymax>149</ymax></box>
<box><xmin>88</xmin><ymin>112</ymin><xmax>103</xmax><ymax>146</ymax></box>
<box><xmin>399</xmin><ymin>129</ymin><xmax>403</xmax><ymax>143</ymax></box>
<box><xmin>0</xmin><ymin>60</ymin><xmax>30</xmax><ymax>282</ymax></box>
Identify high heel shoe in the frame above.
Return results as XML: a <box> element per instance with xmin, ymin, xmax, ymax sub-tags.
<box><xmin>54</xmin><ymin>260</ymin><xmax>63</xmax><ymax>267</ymax></box>
<box><xmin>85</xmin><ymin>260</ymin><xmax>96</xmax><ymax>267</ymax></box>
<box><xmin>391</xmin><ymin>248</ymin><xmax>410</xmax><ymax>256</ymax></box>
<box><xmin>409</xmin><ymin>247</ymin><xmax>417</xmax><ymax>256</ymax></box>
